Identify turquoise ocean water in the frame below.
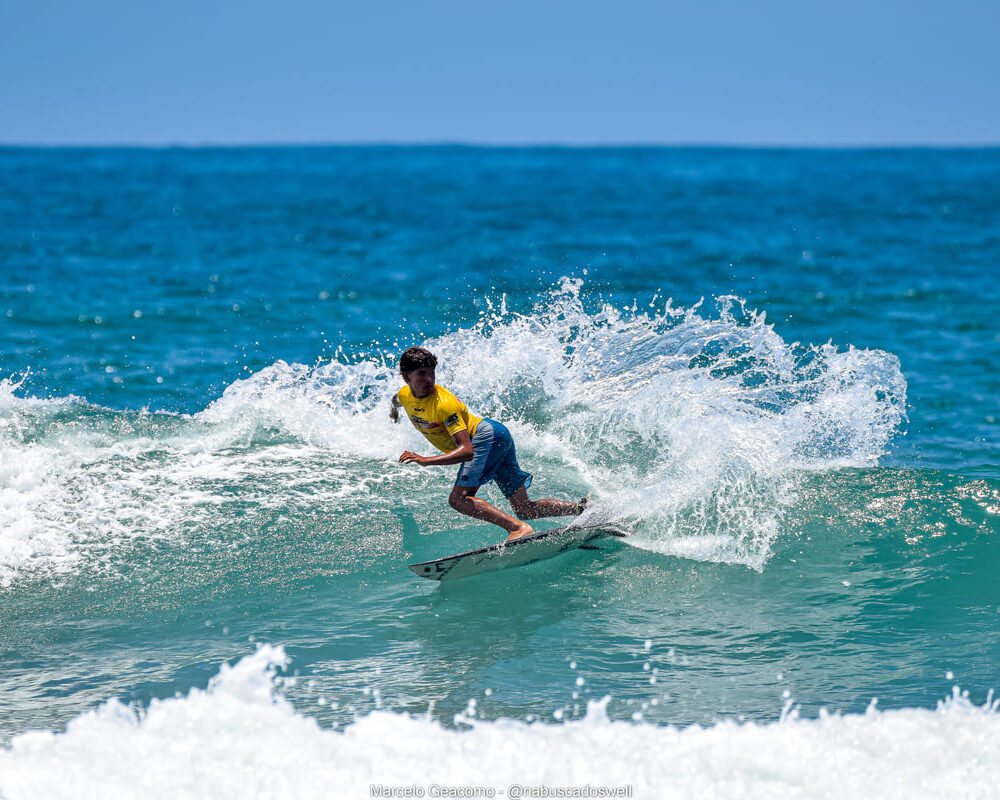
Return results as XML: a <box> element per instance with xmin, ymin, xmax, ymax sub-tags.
<box><xmin>0</xmin><ymin>147</ymin><xmax>998</xmax><ymax>796</ymax></box>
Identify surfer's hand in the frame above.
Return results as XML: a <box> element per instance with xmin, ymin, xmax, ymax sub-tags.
<box><xmin>399</xmin><ymin>450</ymin><xmax>426</xmax><ymax>466</ymax></box>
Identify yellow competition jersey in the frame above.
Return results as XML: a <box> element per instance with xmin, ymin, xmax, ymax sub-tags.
<box><xmin>397</xmin><ymin>384</ymin><xmax>482</xmax><ymax>453</ymax></box>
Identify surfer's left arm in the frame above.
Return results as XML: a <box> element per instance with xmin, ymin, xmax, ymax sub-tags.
<box><xmin>389</xmin><ymin>392</ymin><xmax>401</xmax><ymax>423</ymax></box>
<box><xmin>399</xmin><ymin>429</ymin><xmax>474</xmax><ymax>467</ymax></box>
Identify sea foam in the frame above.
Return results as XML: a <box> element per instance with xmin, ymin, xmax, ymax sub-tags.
<box><xmin>0</xmin><ymin>645</ymin><xmax>996</xmax><ymax>800</ymax></box>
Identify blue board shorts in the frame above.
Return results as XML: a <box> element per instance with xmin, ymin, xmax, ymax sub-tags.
<box><xmin>455</xmin><ymin>418</ymin><xmax>533</xmax><ymax>497</ymax></box>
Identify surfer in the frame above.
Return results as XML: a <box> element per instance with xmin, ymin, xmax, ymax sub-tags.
<box><xmin>391</xmin><ymin>346</ymin><xmax>584</xmax><ymax>541</ymax></box>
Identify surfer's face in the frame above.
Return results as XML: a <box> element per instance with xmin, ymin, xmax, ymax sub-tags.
<box><xmin>403</xmin><ymin>367</ymin><xmax>435</xmax><ymax>399</ymax></box>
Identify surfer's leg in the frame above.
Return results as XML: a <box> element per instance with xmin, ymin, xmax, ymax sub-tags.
<box><xmin>507</xmin><ymin>486</ymin><xmax>582</xmax><ymax>520</ymax></box>
<box><xmin>449</xmin><ymin>485</ymin><xmax>533</xmax><ymax>541</ymax></box>
<box><xmin>452</xmin><ymin>420</ymin><xmax>530</xmax><ymax>539</ymax></box>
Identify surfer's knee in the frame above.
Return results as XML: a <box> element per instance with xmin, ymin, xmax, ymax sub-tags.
<box><xmin>449</xmin><ymin>487</ymin><xmax>472</xmax><ymax>511</ymax></box>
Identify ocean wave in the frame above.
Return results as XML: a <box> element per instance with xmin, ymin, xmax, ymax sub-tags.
<box><xmin>0</xmin><ymin>283</ymin><xmax>907</xmax><ymax>584</ymax></box>
<box><xmin>180</xmin><ymin>281</ymin><xmax>909</xmax><ymax>568</ymax></box>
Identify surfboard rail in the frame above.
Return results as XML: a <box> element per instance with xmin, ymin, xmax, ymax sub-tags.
<box><xmin>408</xmin><ymin>523</ymin><xmax>629</xmax><ymax>581</ymax></box>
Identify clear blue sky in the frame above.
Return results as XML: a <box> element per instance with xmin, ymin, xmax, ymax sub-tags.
<box><xmin>2</xmin><ymin>0</ymin><xmax>998</xmax><ymax>145</ymax></box>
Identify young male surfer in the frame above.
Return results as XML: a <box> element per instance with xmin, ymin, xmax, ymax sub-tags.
<box><xmin>390</xmin><ymin>346</ymin><xmax>584</xmax><ymax>541</ymax></box>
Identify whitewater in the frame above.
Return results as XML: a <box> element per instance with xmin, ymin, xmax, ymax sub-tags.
<box><xmin>1</xmin><ymin>645</ymin><xmax>998</xmax><ymax>800</ymax></box>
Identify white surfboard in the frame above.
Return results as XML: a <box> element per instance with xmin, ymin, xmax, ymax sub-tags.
<box><xmin>408</xmin><ymin>524</ymin><xmax>629</xmax><ymax>581</ymax></box>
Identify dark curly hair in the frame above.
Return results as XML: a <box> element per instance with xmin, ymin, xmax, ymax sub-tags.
<box><xmin>399</xmin><ymin>346</ymin><xmax>438</xmax><ymax>375</ymax></box>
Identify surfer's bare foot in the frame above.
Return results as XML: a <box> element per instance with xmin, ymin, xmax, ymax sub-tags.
<box><xmin>505</xmin><ymin>522</ymin><xmax>534</xmax><ymax>541</ymax></box>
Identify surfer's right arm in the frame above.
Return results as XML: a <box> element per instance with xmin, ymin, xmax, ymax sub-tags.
<box><xmin>389</xmin><ymin>392</ymin><xmax>401</xmax><ymax>423</ymax></box>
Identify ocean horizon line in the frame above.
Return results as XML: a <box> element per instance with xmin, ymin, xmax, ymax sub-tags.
<box><xmin>2</xmin><ymin>139</ymin><xmax>999</xmax><ymax>151</ymax></box>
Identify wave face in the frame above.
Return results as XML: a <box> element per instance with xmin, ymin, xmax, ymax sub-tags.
<box><xmin>2</xmin><ymin>646</ymin><xmax>999</xmax><ymax>800</ymax></box>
